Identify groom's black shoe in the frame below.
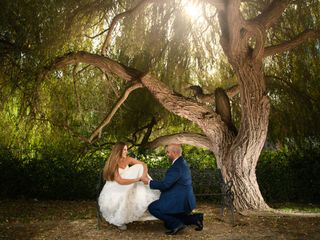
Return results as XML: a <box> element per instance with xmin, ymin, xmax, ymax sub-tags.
<box><xmin>165</xmin><ymin>224</ymin><xmax>186</xmax><ymax>235</ymax></box>
<box><xmin>194</xmin><ymin>213</ymin><xmax>204</xmax><ymax>231</ymax></box>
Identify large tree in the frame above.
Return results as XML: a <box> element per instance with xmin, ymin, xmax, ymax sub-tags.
<box><xmin>2</xmin><ymin>0</ymin><xmax>320</xmax><ymax>211</ymax></box>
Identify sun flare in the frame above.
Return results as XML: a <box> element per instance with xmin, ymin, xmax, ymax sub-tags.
<box><xmin>183</xmin><ymin>1</ymin><xmax>203</xmax><ymax>19</ymax></box>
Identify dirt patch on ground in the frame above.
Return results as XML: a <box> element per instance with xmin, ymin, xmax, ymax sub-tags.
<box><xmin>0</xmin><ymin>200</ymin><xmax>319</xmax><ymax>240</ymax></box>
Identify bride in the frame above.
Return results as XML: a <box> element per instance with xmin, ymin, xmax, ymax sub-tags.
<box><xmin>98</xmin><ymin>142</ymin><xmax>160</xmax><ymax>230</ymax></box>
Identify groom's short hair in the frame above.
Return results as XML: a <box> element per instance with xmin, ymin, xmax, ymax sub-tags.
<box><xmin>166</xmin><ymin>144</ymin><xmax>182</xmax><ymax>155</ymax></box>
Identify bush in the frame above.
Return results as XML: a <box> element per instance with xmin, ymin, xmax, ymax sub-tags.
<box><xmin>134</xmin><ymin>145</ymin><xmax>216</xmax><ymax>169</ymax></box>
<box><xmin>0</xmin><ymin>147</ymin><xmax>105</xmax><ymax>200</ymax></box>
<box><xmin>1</xmin><ymin>144</ymin><xmax>320</xmax><ymax>203</ymax></box>
<box><xmin>257</xmin><ymin>145</ymin><xmax>320</xmax><ymax>203</ymax></box>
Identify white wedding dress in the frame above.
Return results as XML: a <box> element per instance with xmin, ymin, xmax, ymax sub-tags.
<box><xmin>98</xmin><ymin>164</ymin><xmax>160</xmax><ymax>226</ymax></box>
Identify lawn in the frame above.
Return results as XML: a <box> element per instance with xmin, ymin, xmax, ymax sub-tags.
<box><xmin>0</xmin><ymin>199</ymin><xmax>319</xmax><ymax>240</ymax></box>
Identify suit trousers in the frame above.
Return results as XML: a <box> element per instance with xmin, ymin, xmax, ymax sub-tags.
<box><xmin>148</xmin><ymin>200</ymin><xmax>199</xmax><ymax>230</ymax></box>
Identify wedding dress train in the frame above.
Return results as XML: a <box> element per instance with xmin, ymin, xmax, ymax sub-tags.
<box><xmin>98</xmin><ymin>164</ymin><xmax>160</xmax><ymax>226</ymax></box>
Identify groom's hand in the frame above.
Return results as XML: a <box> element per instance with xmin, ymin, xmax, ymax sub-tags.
<box><xmin>141</xmin><ymin>176</ymin><xmax>150</xmax><ymax>185</ymax></box>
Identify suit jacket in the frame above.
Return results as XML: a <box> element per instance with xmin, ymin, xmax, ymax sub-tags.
<box><xmin>150</xmin><ymin>156</ymin><xmax>196</xmax><ymax>214</ymax></box>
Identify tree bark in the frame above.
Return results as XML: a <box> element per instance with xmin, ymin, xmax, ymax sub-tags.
<box><xmin>225</xmin><ymin>60</ymin><xmax>270</xmax><ymax>210</ymax></box>
<box><xmin>146</xmin><ymin>133</ymin><xmax>212</xmax><ymax>150</ymax></box>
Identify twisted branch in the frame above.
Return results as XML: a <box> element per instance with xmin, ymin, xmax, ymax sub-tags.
<box><xmin>146</xmin><ymin>133</ymin><xmax>212</xmax><ymax>150</ymax></box>
<box><xmin>252</xmin><ymin>0</ymin><xmax>290</xmax><ymax>29</ymax></box>
<box><xmin>46</xmin><ymin>51</ymin><xmax>141</xmax><ymax>81</ymax></box>
<box><xmin>264</xmin><ymin>30</ymin><xmax>320</xmax><ymax>57</ymax></box>
<box><xmin>189</xmin><ymin>84</ymin><xmax>239</xmax><ymax>105</ymax></box>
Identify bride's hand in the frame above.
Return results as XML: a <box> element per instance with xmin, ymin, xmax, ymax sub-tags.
<box><xmin>140</xmin><ymin>176</ymin><xmax>149</xmax><ymax>185</ymax></box>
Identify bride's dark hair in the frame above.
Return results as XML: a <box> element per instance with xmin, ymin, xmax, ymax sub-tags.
<box><xmin>103</xmin><ymin>142</ymin><xmax>126</xmax><ymax>181</ymax></box>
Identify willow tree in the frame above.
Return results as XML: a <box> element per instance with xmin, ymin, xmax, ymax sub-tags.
<box><xmin>35</xmin><ymin>0</ymin><xmax>320</xmax><ymax>211</ymax></box>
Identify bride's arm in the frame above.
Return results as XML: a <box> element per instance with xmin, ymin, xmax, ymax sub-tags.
<box><xmin>128</xmin><ymin>157</ymin><xmax>148</xmax><ymax>179</ymax></box>
<box><xmin>114</xmin><ymin>170</ymin><xmax>140</xmax><ymax>185</ymax></box>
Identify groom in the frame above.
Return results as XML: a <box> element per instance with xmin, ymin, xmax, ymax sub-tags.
<box><xmin>141</xmin><ymin>144</ymin><xmax>203</xmax><ymax>235</ymax></box>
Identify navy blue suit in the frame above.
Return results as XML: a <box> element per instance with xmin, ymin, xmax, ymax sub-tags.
<box><xmin>148</xmin><ymin>156</ymin><xmax>198</xmax><ymax>229</ymax></box>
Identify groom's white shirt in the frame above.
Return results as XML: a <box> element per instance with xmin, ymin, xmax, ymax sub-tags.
<box><xmin>171</xmin><ymin>157</ymin><xmax>179</xmax><ymax>165</ymax></box>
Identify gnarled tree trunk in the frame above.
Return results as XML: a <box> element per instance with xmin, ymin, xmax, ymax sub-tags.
<box><xmin>224</xmin><ymin>61</ymin><xmax>270</xmax><ymax>210</ymax></box>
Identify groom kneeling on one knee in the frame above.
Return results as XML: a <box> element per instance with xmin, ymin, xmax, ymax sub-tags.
<box><xmin>141</xmin><ymin>144</ymin><xmax>203</xmax><ymax>235</ymax></box>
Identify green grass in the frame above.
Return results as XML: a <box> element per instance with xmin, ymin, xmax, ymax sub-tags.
<box><xmin>271</xmin><ymin>202</ymin><xmax>320</xmax><ymax>213</ymax></box>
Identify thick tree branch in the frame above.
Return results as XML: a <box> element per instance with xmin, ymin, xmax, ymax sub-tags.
<box><xmin>264</xmin><ymin>30</ymin><xmax>320</xmax><ymax>57</ymax></box>
<box><xmin>216</xmin><ymin>1</ymin><xmax>257</xmax><ymax>62</ymax></box>
<box><xmin>146</xmin><ymin>133</ymin><xmax>212</xmax><ymax>150</ymax></box>
<box><xmin>89</xmin><ymin>82</ymin><xmax>143</xmax><ymax>142</ymax></box>
<box><xmin>46</xmin><ymin>51</ymin><xmax>229</xmax><ymax>146</ymax></box>
<box><xmin>140</xmin><ymin>73</ymin><xmax>219</xmax><ymax>127</ymax></box>
<box><xmin>227</xmin><ymin>0</ymin><xmax>242</xmax><ymax>55</ymax></box>
<box><xmin>189</xmin><ymin>84</ymin><xmax>239</xmax><ymax>105</ymax></box>
<box><xmin>239</xmin><ymin>0</ymin><xmax>291</xmax><ymax>60</ymax></box>
<box><xmin>46</xmin><ymin>51</ymin><xmax>141</xmax><ymax>81</ymax></box>
<box><xmin>252</xmin><ymin>0</ymin><xmax>290</xmax><ymax>29</ymax></box>
<box><xmin>46</xmin><ymin>51</ymin><xmax>220</xmax><ymax>126</ymax></box>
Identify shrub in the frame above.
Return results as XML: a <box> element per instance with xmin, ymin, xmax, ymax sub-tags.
<box><xmin>1</xmin><ymin>144</ymin><xmax>319</xmax><ymax>203</ymax></box>
<box><xmin>257</xmin><ymin>145</ymin><xmax>320</xmax><ymax>203</ymax></box>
